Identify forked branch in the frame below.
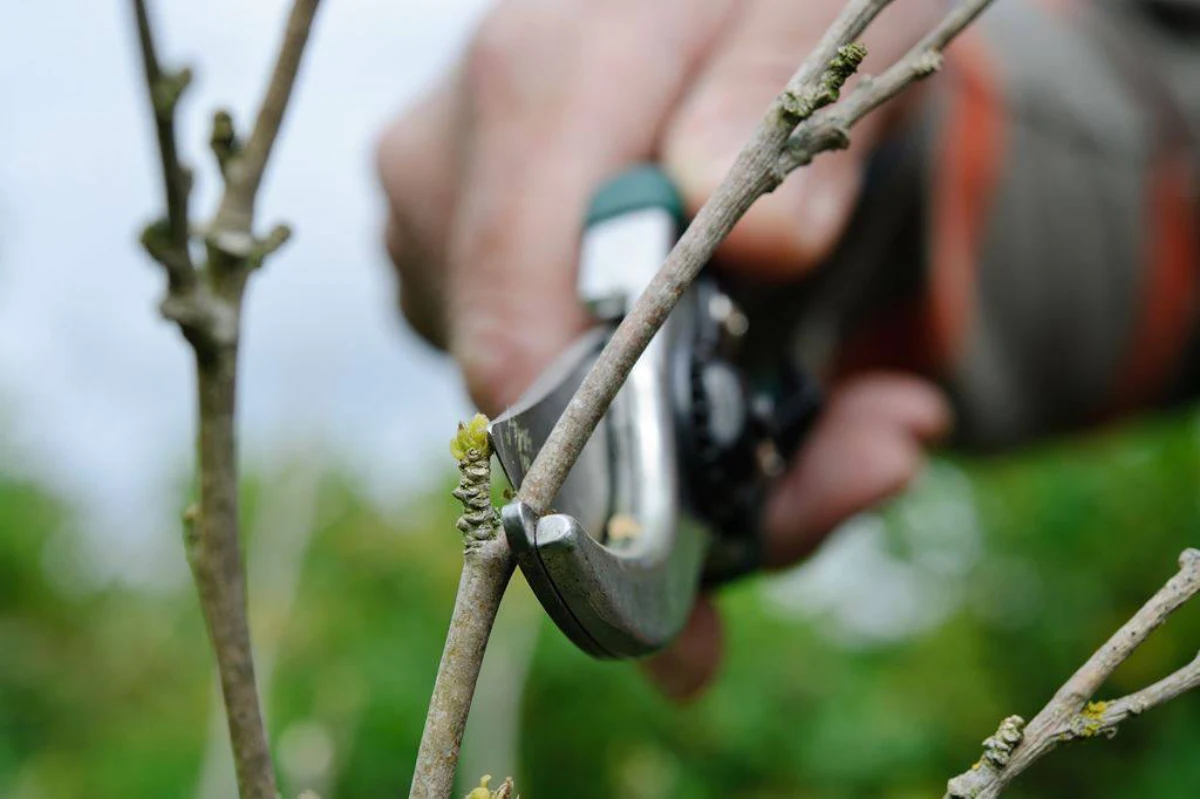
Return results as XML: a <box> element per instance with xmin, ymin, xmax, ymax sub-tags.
<box><xmin>132</xmin><ymin>2</ymin><xmax>322</xmax><ymax>797</ymax></box>
<box><xmin>946</xmin><ymin>550</ymin><xmax>1200</xmax><ymax>798</ymax></box>
<box><xmin>779</xmin><ymin>0</ymin><xmax>993</xmax><ymax>174</ymax></box>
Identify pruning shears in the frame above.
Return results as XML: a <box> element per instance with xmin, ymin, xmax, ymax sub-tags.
<box><xmin>488</xmin><ymin>166</ymin><xmax>821</xmax><ymax>660</ymax></box>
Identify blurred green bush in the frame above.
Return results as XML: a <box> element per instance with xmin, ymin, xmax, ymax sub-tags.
<box><xmin>2</xmin><ymin>408</ymin><xmax>1199</xmax><ymax>797</ymax></box>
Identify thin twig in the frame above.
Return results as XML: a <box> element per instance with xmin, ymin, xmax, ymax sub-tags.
<box><xmin>946</xmin><ymin>549</ymin><xmax>1200</xmax><ymax>798</ymax></box>
<box><xmin>1092</xmin><ymin>653</ymin><xmax>1200</xmax><ymax>728</ymax></box>
<box><xmin>412</xmin><ymin>418</ymin><xmax>517</xmax><ymax>798</ymax></box>
<box><xmin>216</xmin><ymin>0</ymin><xmax>321</xmax><ymax>231</ymax></box>
<box><xmin>131</xmin><ymin>1</ymin><xmax>322</xmax><ymax>797</ymax></box>
<box><xmin>515</xmin><ymin>0</ymin><xmax>997</xmax><ymax>515</ymax></box>
<box><xmin>133</xmin><ymin>0</ymin><xmax>195</xmax><ymax>291</ymax></box>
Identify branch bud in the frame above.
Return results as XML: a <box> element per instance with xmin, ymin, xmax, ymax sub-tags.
<box><xmin>451</xmin><ymin>414</ymin><xmax>497</xmax><ymax>544</ymax></box>
<box><xmin>780</xmin><ymin>42</ymin><xmax>867</xmax><ymax>124</ymax></box>
<box><xmin>210</xmin><ymin>109</ymin><xmax>241</xmax><ymax>174</ymax></box>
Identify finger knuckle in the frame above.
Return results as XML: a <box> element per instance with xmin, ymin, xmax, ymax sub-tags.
<box><xmin>464</xmin><ymin>7</ymin><xmax>535</xmax><ymax>101</ymax></box>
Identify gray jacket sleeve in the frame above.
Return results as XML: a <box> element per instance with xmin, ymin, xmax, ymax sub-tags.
<box><xmin>758</xmin><ymin>0</ymin><xmax>1199</xmax><ymax>451</ymax></box>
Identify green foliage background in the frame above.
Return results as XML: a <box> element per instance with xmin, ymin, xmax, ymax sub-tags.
<box><xmin>1</xmin><ymin>409</ymin><xmax>1199</xmax><ymax>797</ymax></box>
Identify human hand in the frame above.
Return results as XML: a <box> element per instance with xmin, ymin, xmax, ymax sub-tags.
<box><xmin>378</xmin><ymin>0</ymin><xmax>951</xmax><ymax>699</ymax></box>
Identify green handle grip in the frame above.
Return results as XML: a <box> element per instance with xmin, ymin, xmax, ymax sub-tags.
<box><xmin>585</xmin><ymin>164</ymin><xmax>686</xmax><ymax>229</ymax></box>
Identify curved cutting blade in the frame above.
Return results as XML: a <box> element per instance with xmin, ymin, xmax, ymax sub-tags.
<box><xmin>487</xmin><ymin>328</ymin><xmax>612</xmax><ymax>540</ymax></box>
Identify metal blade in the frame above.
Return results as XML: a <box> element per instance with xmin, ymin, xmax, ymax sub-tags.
<box><xmin>487</xmin><ymin>327</ymin><xmax>612</xmax><ymax>541</ymax></box>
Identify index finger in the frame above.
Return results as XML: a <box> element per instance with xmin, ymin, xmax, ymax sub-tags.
<box><xmin>446</xmin><ymin>0</ymin><xmax>732</xmax><ymax>413</ymax></box>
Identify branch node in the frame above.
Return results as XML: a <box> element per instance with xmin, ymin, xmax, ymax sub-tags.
<box><xmin>159</xmin><ymin>287</ymin><xmax>239</xmax><ymax>349</ymax></box>
<box><xmin>1075</xmin><ymin>701</ymin><xmax>1115</xmax><ymax>738</ymax></box>
<box><xmin>981</xmin><ymin>715</ymin><xmax>1025</xmax><ymax>769</ymax></box>
<box><xmin>140</xmin><ymin>218</ymin><xmax>190</xmax><ymax>273</ymax></box>
<box><xmin>779</xmin><ymin>42</ymin><xmax>867</xmax><ymax>125</ymax></box>
<box><xmin>914</xmin><ymin>51</ymin><xmax>945</xmax><ymax>77</ymax></box>
<box><xmin>152</xmin><ymin>66</ymin><xmax>193</xmax><ymax>119</ymax></box>
<box><xmin>793</xmin><ymin>123</ymin><xmax>851</xmax><ymax>165</ymax></box>
<box><xmin>208</xmin><ymin>229</ymin><xmax>258</xmax><ymax>260</ymax></box>
<box><xmin>182</xmin><ymin>502</ymin><xmax>200</xmax><ymax>560</ymax></box>
<box><xmin>827</xmin><ymin>42</ymin><xmax>869</xmax><ymax>85</ymax></box>
<box><xmin>249</xmin><ymin>223</ymin><xmax>293</xmax><ymax>268</ymax></box>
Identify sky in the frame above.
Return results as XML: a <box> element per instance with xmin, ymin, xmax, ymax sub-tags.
<box><xmin>0</xmin><ymin>0</ymin><xmax>490</xmax><ymax>580</ymax></box>
<box><xmin>0</xmin><ymin>1</ymin><xmax>975</xmax><ymax>647</ymax></box>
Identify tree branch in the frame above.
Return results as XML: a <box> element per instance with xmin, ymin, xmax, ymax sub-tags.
<box><xmin>515</xmin><ymin>0</ymin><xmax>995</xmax><ymax>515</ymax></box>
<box><xmin>946</xmin><ymin>549</ymin><xmax>1200</xmax><ymax>798</ymax></box>
<box><xmin>131</xmin><ymin>1</ymin><xmax>322</xmax><ymax>796</ymax></box>
<box><xmin>411</xmin><ymin>417</ymin><xmax>516</xmax><ymax>799</ymax></box>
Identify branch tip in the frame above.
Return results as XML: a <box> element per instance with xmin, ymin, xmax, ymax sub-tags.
<box><xmin>249</xmin><ymin>223</ymin><xmax>293</xmax><ymax>267</ymax></box>
<box><xmin>151</xmin><ymin>66</ymin><xmax>193</xmax><ymax>118</ymax></box>
<box><xmin>829</xmin><ymin>42</ymin><xmax>869</xmax><ymax>82</ymax></box>
<box><xmin>210</xmin><ymin>108</ymin><xmax>241</xmax><ymax>172</ymax></box>
<box><xmin>158</xmin><ymin>287</ymin><xmax>238</xmax><ymax>353</ymax></box>
<box><xmin>451</xmin><ymin>413</ymin><xmax>490</xmax><ymax>462</ymax></box>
